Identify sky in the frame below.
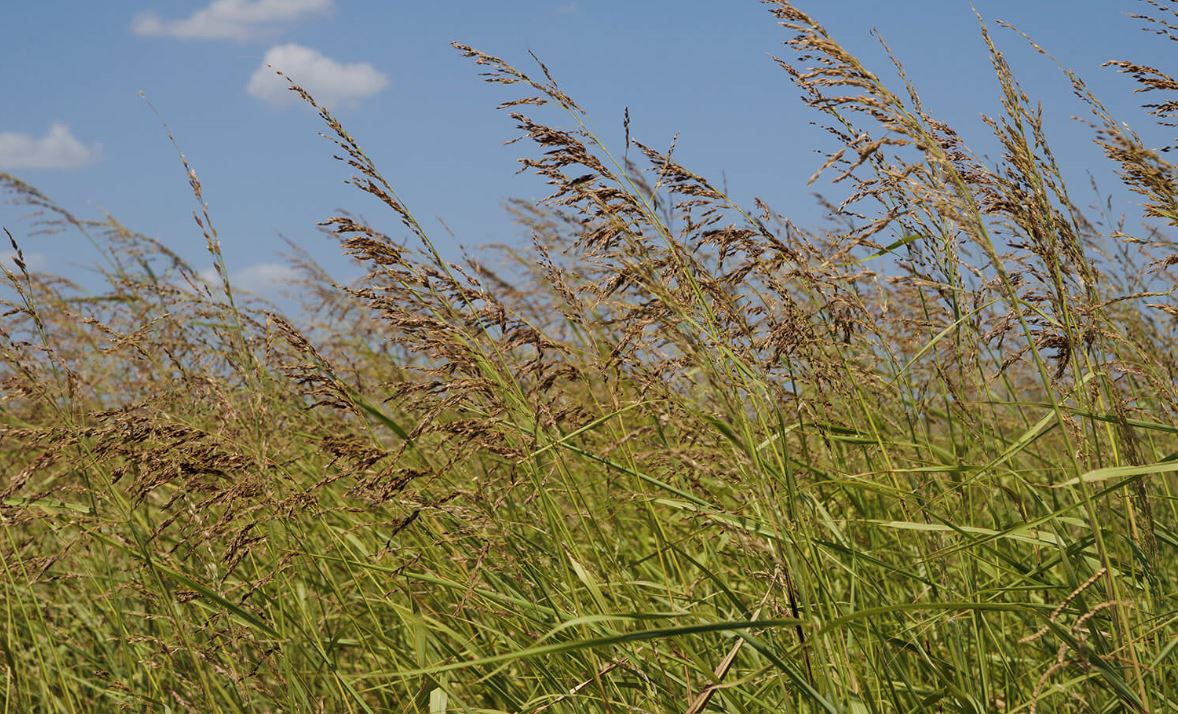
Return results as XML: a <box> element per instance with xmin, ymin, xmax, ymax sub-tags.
<box><xmin>0</xmin><ymin>1</ymin><xmax>1171</xmax><ymax>297</ymax></box>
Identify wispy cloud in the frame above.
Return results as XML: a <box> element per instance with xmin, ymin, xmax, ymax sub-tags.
<box><xmin>132</xmin><ymin>0</ymin><xmax>332</xmax><ymax>41</ymax></box>
<box><xmin>247</xmin><ymin>44</ymin><xmax>388</xmax><ymax>108</ymax></box>
<box><xmin>0</xmin><ymin>250</ymin><xmax>48</xmax><ymax>273</ymax></box>
<box><xmin>200</xmin><ymin>262</ymin><xmax>300</xmax><ymax>294</ymax></box>
<box><xmin>0</xmin><ymin>124</ymin><xmax>101</xmax><ymax>170</ymax></box>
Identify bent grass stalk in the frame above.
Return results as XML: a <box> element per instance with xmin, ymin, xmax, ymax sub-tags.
<box><xmin>1</xmin><ymin>1</ymin><xmax>1176</xmax><ymax>712</ymax></box>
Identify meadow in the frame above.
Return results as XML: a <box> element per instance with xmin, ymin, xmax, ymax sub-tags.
<box><xmin>1</xmin><ymin>2</ymin><xmax>1176</xmax><ymax>711</ymax></box>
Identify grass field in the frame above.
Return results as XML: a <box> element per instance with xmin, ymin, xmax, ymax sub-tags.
<box><xmin>1</xmin><ymin>2</ymin><xmax>1176</xmax><ymax>711</ymax></box>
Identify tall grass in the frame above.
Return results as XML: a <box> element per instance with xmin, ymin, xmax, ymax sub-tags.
<box><xmin>1</xmin><ymin>2</ymin><xmax>1175</xmax><ymax>711</ymax></box>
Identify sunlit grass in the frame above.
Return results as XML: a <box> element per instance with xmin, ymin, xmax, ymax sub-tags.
<box><xmin>1</xmin><ymin>2</ymin><xmax>1175</xmax><ymax>711</ymax></box>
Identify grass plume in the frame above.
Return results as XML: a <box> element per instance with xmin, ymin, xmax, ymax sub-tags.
<box><xmin>1</xmin><ymin>2</ymin><xmax>1175</xmax><ymax>711</ymax></box>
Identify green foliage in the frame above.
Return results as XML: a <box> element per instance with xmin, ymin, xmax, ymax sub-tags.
<box><xmin>1</xmin><ymin>2</ymin><xmax>1176</xmax><ymax>711</ymax></box>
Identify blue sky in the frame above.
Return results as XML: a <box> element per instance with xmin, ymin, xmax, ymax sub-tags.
<box><xmin>0</xmin><ymin>1</ymin><xmax>1170</xmax><ymax>295</ymax></box>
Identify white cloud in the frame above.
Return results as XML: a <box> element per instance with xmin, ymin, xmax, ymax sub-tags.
<box><xmin>200</xmin><ymin>262</ymin><xmax>300</xmax><ymax>294</ymax></box>
<box><xmin>0</xmin><ymin>250</ymin><xmax>48</xmax><ymax>273</ymax></box>
<box><xmin>0</xmin><ymin>124</ymin><xmax>101</xmax><ymax>170</ymax></box>
<box><xmin>247</xmin><ymin>44</ymin><xmax>388</xmax><ymax>108</ymax></box>
<box><xmin>132</xmin><ymin>0</ymin><xmax>332</xmax><ymax>41</ymax></box>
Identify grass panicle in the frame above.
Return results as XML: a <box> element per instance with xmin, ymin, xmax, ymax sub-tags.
<box><xmin>0</xmin><ymin>2</ymin><xmax>1175</xmax><ymax>711</ymax></box>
